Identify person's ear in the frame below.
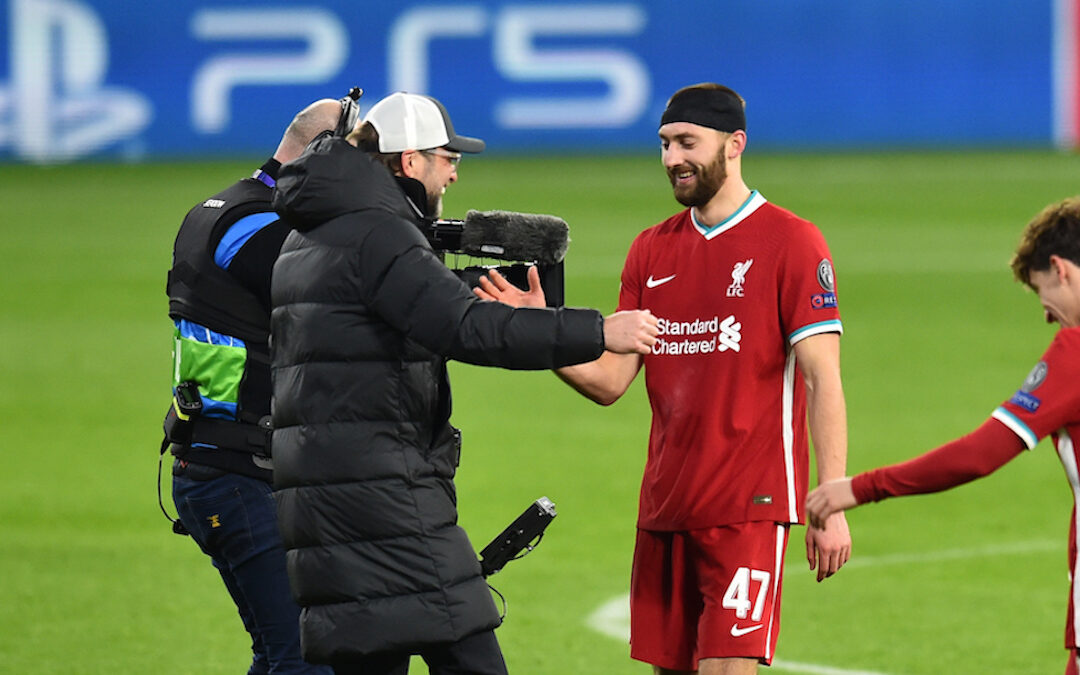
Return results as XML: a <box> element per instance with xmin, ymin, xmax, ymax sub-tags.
<box><xmin>1049</xmin><ymin>254</ymin><xmax>1070</xmax><ymax>283</ymax></box>
<box><xmin>399</xmin><ymin>150</ymin><xmax>422</xmax><ymax>178</ymax></box>
<box><xmin>727</xmin><ymin>130</ymin><xmax>747</xmax><ymax>159</ymax></box>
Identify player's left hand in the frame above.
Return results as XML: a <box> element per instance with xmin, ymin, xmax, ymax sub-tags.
<box><xmin>473</xmin><ymin>266</ymin><xmax>546</xmax><ymax>308</ymax></box>
<box><xmin>805</xmin><ymin>512</ymin><xmax>851</xmax><ymax>582</ymax></box>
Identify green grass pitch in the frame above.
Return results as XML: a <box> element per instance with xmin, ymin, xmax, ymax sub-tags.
<box><xmin>2</xmin><ymin>149</ymin><xmax>1079</xmax><ymax>673</ymax></box>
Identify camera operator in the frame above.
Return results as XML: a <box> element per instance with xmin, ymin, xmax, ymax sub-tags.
<box><xmin>269</xmin><ymin>91</ymin><xmax>658</xmax><ymax>674</ymax></box>
<box><xmin>164</xmin><ymin>99</ymin><xmax>342</xmax><ymax>675</ymax></box>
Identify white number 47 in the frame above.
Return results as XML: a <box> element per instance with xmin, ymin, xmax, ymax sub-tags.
<box><xmin>722</xmin><ymin>567</ymin><xmax>772</xmax><ymax>621</ymax></box>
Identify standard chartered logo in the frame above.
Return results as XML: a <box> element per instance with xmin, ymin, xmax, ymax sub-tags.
<box><xmin>652</xmin><ymin>315</ymin><xmax>742</xmax><ymax>356</ymax></box>
<box><xmin>717</xmin><ymin>316</ymin><xmax>742</xmax><ymax>351</ymax></box>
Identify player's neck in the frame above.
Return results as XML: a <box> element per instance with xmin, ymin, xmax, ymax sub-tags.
<box><xmin>692</xmin><ymin>180</ymin><xmax>752</xmax><ymax>228</ymax></box>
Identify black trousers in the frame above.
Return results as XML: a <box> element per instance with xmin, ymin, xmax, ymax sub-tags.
<box><xmin>331</xmin><ymin>629</ymin><xmax>508</xmax><ymax>675</ymax></box>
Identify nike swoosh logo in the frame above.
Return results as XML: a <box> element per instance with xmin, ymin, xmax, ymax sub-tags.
<box><xmin>730</xmin><ymin>623</ymin><xmax>764</xmax><ymax>637</ymax></box>
<box><xmin>646</xmin><ymin>274</ymin><xmax>676</xmax><ymax>289</ymax></box>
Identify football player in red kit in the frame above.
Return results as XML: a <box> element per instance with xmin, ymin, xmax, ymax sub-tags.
<box><xmin>807</xmin><ymin>197</ymin><xmax>1080</xmax><ymax>675</ymax></box>
<box><xmin>476</xmin><ymin>82</ymin><xmax>852</xmax><ymax>675</ymax></box>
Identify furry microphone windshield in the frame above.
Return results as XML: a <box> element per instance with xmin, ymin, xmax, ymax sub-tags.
<box><xmin>458</xmin><ymin>210</ymin><xmax>569</xmax><ymax>264</ymax></box>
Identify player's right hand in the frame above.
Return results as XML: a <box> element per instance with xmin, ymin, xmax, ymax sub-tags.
<box><xmin>603</xmin><ymin>310</ymin><xmax>658</xmax><ymax>355</ymax></box>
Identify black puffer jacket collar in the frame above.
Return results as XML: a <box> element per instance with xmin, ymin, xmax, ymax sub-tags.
<box><xmin>272</xmin><ymin>136</ymin><xmax>415</xmax><ymax>232</ymax></box>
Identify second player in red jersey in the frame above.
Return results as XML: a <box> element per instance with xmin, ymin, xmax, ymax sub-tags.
<box><xmin>806</xmin><ymin>197</ymin><xmax>1080</xmax><ymax>675</ymax></box>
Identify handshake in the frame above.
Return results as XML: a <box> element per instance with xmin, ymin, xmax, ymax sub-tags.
<box><xmin>452</xmin><ymin>209</ymin><xmax>658</xmax><ymax>354</ymax></box>
<box><xmin>473</xmin><ymin>265</ymin><xmax>658</xmax><ymax>356</ymax></box>
<box><xmin>601</xmin><ymin>309</ymin><xmax>659</xmax><ymax>355</ymax></box>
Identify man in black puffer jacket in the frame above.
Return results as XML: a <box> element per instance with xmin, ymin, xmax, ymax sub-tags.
<box><xmin>269</xmin><ymin>92</ymin><xmax>659</xmax><ymax>674</ymax></box>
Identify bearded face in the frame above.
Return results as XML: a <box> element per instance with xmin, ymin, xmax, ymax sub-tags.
<box><xmin>426</xmin><ymin>187</ymin><xmax>444</xmax><ymax>219</ymax></box>
<box><xmin>667</xmin><ymin>144</ymin><xmax>728</xmax><ymax>208</ymax></box>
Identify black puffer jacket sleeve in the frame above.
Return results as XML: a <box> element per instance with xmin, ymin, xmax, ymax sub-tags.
<box><xmin>358</xmin><ymin>211</ymin><xmax>605</xmax><ymax>369</ymax></box>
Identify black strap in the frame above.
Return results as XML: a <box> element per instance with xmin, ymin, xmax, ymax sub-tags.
<box><xmin>188</xmin><ymin>416</ymin><xmax>271</xmax><ymax>452</ymax></box>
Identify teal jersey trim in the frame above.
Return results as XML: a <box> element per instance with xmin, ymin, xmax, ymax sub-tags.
<box><xmin>691</xmin><ymin>190</ymin><xmax>760</xmax><ymax>236</ymax></box>
<box><xmin>991</xmin><ymin>407</ymin><xmax>1039</xmax><ymax>449</ymax></box>
<box><xmin>788</xmin><ymin>319</ymin><xmax>843</xmax><ymax>344</ymax></box>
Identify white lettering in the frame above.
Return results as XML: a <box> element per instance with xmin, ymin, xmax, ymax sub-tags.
<box><xmin>388</xmin><ymin>7</ymin><xmax>487</xmax><ymax>94</ymax></box>
<box><xmin>651</xmin><ymin>337</ymin><xmax>717</xmax><ymax>356</ymax></box>
<box><xmin>387</xmin><ymin>4</ymin><xmax>648</xmax><ymax>131</ymax></box>
<box><xmin>493</xmin><ymin>5</ymin><xmax>649</xmax><ymax>128</ymax></box>
<box><xmin>657</xmin><ymin>316</ymin><xmax>720</xmax><ymax>337</ymax></box>
<box><xmin>651</xmin><ymin>314</ymin><xmax>740</xmax><ymax>356</ymax></box>
<box><xmin>190</xmin><ymin>8</ymin><xmax>347</xmax><ymax>134</ymax></box>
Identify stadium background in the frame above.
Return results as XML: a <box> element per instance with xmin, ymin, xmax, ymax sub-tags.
<box><xmin>2</xmin><ymin>1</ymin><xmax>1080</xmax><ymax>673</ymax></box>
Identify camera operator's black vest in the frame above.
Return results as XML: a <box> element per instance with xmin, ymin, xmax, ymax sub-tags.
<box><xmin>165</xmin><ymin>178</ymin><xmax>274</xmax><ymax>475</ymax></box>
<box><xmin>168</xmin><ymin>178</ymin><xmax>272</xmax><ymax>344</ymax></box>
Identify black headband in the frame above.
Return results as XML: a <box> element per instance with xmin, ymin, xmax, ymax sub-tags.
<box><xmin>660</xmin><ymin>87</ymin><xmax>745</xmax><ymax>133</ymax></box>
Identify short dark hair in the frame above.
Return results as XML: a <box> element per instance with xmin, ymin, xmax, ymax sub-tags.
<box><xmin>1011</xmin><ymin>197</ymin><xmax>1080</xmax><ymax>287</ymax></box>
<box><xmin>348</xmin><ymin>122</ymin><xmax>402</xmax><ymax>174</ymax></box>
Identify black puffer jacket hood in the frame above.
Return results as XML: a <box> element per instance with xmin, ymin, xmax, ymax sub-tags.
<box><xmin>273</xmin><ymin>135</ymin><xmax>413</xmax><ymax>232</ymax></box>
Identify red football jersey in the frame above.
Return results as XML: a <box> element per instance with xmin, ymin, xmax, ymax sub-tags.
<box><xmin>618</xmin><ymin>192</ymin><xmax>842</xmax><ymax>530</ymax></box>
<box><xmin>991</xmin><ymin>327</ymin><xmax>1080</xmax><ymax>648</ymax></box>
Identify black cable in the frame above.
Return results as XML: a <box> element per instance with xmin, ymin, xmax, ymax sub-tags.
<box><xmin>487</xmin><ymin>582</ymin><xmax>508</xmax><ymax>621</ymax></box>
<box><xmin>509</xmin><ymin>533</ymin><xmax>544</xmax><ymax>563</ymax></box>
<box><xmin>157</xmin><ymin>441</ymin><xmax>188</xmax><ymax>536</ymax></box>
<box><xmin>484</xmin><ymin>533</ymin><xmax>548</xmax><ymax>621</ymax></box>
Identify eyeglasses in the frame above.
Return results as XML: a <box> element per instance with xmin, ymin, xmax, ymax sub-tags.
<box><xmin>422</xmin><ymin>147</ymin><xmax>462</xmax><ymax>167</ymax></box>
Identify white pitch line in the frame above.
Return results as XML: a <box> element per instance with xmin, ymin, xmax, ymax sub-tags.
<box><xmin>844</xmin><ymin>538</ymin><xmax>1057</xmax><ymax>569</ymax></box>
<box><xmin>585</xmin><ymin>593</ymin><xmax>630</xmax><ymax>643</ymax></box>
<box><xmin>585</xmin><ymin>540</ymin><xmax>1058</xmax><ymax>675</ymax></box>
<box><xmin>770</xmin><ymin>660</ymin><xmax>897</xmax><ymax>675</ymax></box>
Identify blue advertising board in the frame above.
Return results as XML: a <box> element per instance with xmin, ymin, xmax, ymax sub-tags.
<box><xmin>0</xmin><ymin>0</ymin><xmax>1061</xmax><ymax>161</ymax></box>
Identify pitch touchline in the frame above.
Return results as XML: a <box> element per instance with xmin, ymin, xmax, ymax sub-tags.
<box><xmin>584</xmin><ymin>540</ymin><xmax>1058</xmax><ymax>675</ymax></box>
<box><xmin>843</xmin><ymin>538</ymin><xmax>1058</xmax><ymax>569</ymax></box>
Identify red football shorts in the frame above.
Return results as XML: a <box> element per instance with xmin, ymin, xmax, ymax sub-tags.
<box><xmin>629</xmin><ymin>522</ymin><xmax>790</xmax><ymax>670</ymax></box>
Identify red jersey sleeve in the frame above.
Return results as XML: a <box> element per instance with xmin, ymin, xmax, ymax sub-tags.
<box><xmin>617</xmin><ymin>230</ymin><xmax>646</xmax><ymax>312</ymax></box>
<box><xmin>777</xmin><ymin>217</ymin><xmax>843</xmax><ymax>345</ymax></box>
<box><xmin>851</xmin><ymin>418</ymin><xmax>1025</xmax><ymax>504</ymax></box>
<box><xmin>991</xmin><ymin>327</ymin><xmax>1080</xmax><ymax>449</ymax></box>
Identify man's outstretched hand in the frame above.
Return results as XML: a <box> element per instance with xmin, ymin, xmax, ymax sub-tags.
<box><xmin>474</xmin><ymin>267</ymin><xmax>546</xmax><ymax>308</ymax></box>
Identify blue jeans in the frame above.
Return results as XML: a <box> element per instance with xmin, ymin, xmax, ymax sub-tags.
<box><xmin>174</xmin><ymin>470</ymin><xmax>331</xmax><ymax>675</ymax></box>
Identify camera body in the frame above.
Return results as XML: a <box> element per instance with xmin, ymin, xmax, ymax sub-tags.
<box><xmin>479</xmin><ymin>497</ymin><xmax>557</xmax><ymax>577</ymax></box>
<box><xmin>454</xmin><ymin>262</ymin><xmax>564</xmax><ymax>309</ymax></box>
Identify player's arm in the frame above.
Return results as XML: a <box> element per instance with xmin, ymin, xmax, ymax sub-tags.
<box><xmin>554</xmin><ymin>352</ymin><xmax>643</xmax><ymax>406</ymax></box>
<box><xmin>806</xmin><ymin>419</ymin><xmax>1026</xmax><ymax>529</ymax></box>
<box><xmin>794</xmin><ymin>332</ymin><xmax>852</xmax><ymax>582</ymax></box>
<box><xmin>806</xmin><ymin>330</ymin><xmax>1080</xmax><ymax>527</ymax></box>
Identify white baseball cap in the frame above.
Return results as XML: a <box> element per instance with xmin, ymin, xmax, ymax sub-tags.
<box><xmin>363</xmin><ymin>92</ymin><xmax>485</xmax><ymax>154</ymax></box>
